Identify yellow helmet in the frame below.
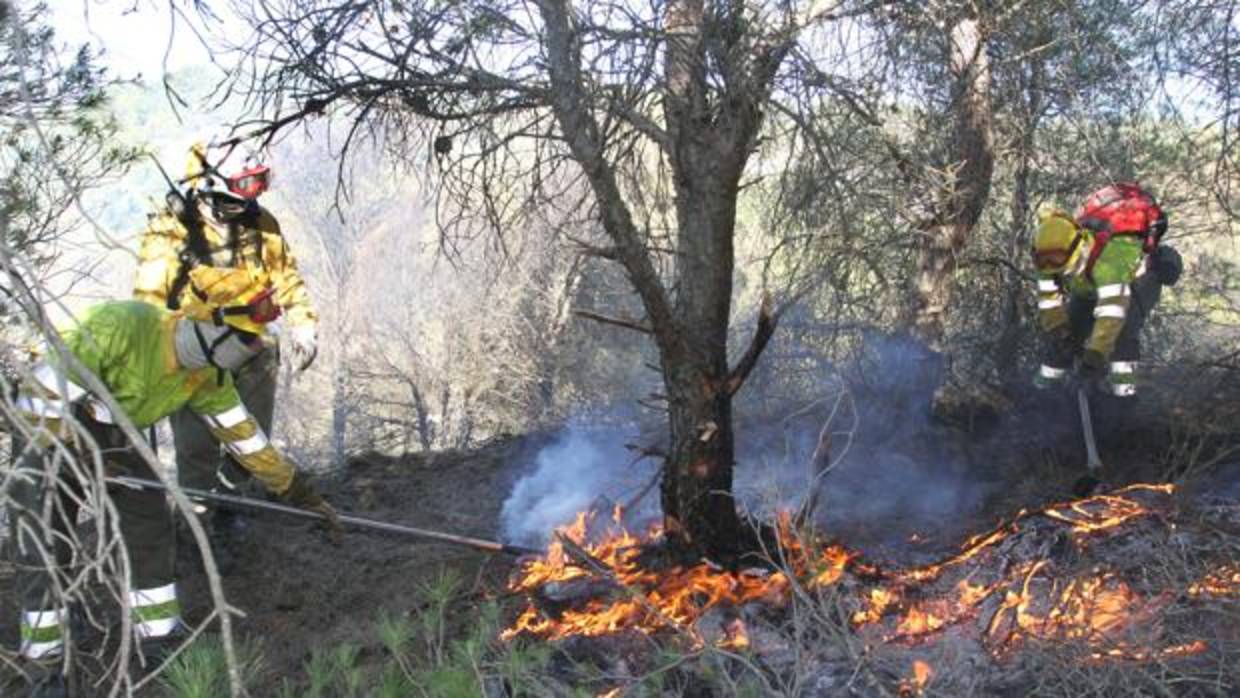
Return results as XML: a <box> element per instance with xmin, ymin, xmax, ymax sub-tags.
<box><xmin>179</xmin><ymin>267</ymin><xmax>282</xmax><ymax>335</ymax></box>
<box><xmin>1033</xmin><ymin>208</ymin><xmax>1085</xmax><ymax>274</ymax></box>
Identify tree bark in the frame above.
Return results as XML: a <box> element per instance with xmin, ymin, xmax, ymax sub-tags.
<box><xmin>538</xmin><ymin>0</ymin><xmax>782</xmax><ymax>560</ymax></box>
<box><xmin>909</xmin><ymin>16</ymin><xmax>994</xmax><ymax>348</ymax></box>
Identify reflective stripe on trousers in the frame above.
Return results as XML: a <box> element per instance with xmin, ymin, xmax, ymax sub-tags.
<box><xmin>1039</xmin><ymin>364</ymin><xmax>1067</xmax><ymax>380</ymax></box>
<box><xmin>19</xmin><ymin>608</ymin><xmax>65</xmax><ymax>659</ymax></box>
<box><xmin>131</xmin><ymin>582</ymin><xmax>181</xmax><ymax>638</ymax></box>
<box><xmin>1107</xmin><ymin>360</ymin><xmax>1137</xmax><ymax>397</ymax></box>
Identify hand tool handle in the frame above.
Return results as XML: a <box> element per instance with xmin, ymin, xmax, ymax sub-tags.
<box><xmin>108</xmin><ymin>476</ymin><xmax>540</xmax><ymax>556</ymax></box>
<box><xmin>1076</xmin><ymin>387</ymin><xmax>1103</xmax><ymax>472</ymax></box>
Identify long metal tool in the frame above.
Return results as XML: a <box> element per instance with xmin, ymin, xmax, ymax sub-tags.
<box><xmin>1076</xmin><ymin>386</ymin><xmax>1103</xmax><ymax>472</ymax></box>
<box><xmin>108</xmin><ymin>476</ymin><xmax>541</xmax><ymax>557</ymax></box>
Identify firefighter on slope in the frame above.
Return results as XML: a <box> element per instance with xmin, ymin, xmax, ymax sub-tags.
<box><xmin>133</xmin><ymin>142</ymin><xmax>319</xmax><ymax>559</ymax></box>
<box><xmin>1031</xmin><ymin>183</ymin><xmax>1182</xmax><ymax>397</ymax></box>
<box><xmin>7</xmin><ymin>269</ymin><xmax>338</xmax><ymax>695</ymax></box>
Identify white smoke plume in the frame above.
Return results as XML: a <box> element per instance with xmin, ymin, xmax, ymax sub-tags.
<box><xmin>500</xmin><ymin>422</ymin><xmax>659</xmax><ymax>547</ymax></box>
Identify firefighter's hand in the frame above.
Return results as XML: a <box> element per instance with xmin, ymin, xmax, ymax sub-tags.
<box><xmin>282</xmin><ymin>473</ymin><xmax>343</xmax><ymax>540</ymax></box>
<box><xmin>1153</xmin><ymin>245</ymin><xmax>1183</xmax><ymax>286</ymax></box>
<box><xmin>285</xmin><ymin>324</ymin><xmax>318</xmax><ymax>372</ymax></box>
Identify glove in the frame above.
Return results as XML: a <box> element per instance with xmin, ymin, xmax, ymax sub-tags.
<box><xmin>1152</xmin><ymin>245</ymin><xmax>1182</xmax><ymax>287</ymax></box>
<box><xmin>285</xmin><ymin>324</ymin><xmax>318</xmax><ymax>372</ymax></box>
<box><xmin>281</xmin><ymin>472</ymin><xmax>343</xmax><ymax>538</ymax></box>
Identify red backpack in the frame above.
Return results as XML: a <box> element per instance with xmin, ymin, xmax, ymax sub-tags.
<box><xmin>1074</xmin><ymin>183</ymin><xmax>1167</xmax><ymax>278</ymax></box>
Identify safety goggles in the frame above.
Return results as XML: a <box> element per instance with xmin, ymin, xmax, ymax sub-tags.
<box><xmin>225</xmin><ymin>165</ymin><xmax>272</xmax><ymax>199</ymax></box>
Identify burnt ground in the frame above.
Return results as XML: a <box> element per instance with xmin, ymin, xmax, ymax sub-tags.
<box><xmin>1</xmin><ymin>366</ymin><xmax>1237</xmax><ymax>695</ymax></box>
<box><xmin>173</xmin><ymin>438</ymin><xmax>554</xmax><ymax>689</ymax></box>
<box><xmin>0</xmin><ymin>435</ymin><xmax>554</xmax><ymax>696</ymax></box>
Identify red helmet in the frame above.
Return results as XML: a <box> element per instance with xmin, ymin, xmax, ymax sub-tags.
<box><xmin>225</xmin><ymin>163</ymin><xmax>272</xmax><ymax>199</ymax></box>
<box><xmin>187</xmin><ymin>140</ymin><xmax>273</xmax><ymax>200</ymax></box>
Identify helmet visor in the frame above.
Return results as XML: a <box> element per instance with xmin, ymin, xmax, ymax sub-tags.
<box><xmin>226</xmin><ymin>165</ymin><xmax>271</xmax><ymax>199</ymax></box>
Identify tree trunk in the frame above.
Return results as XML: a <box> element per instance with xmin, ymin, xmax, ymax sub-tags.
<box><xmin>538</xmin><ymin>0</ymin><xmax>779</xmax><ymax>561</ymax></box>
<box><xmin>658</xmin><ymin>169</ymin><xmax>747</xmax><ymax>557</ymax></box>
<box><xmin>910</xmin><ymin>16</ymin><xmax>994</xmax><ymax>348</ymax></box>
<box><xmin>661</xmin><ymin>360</ymin><xmax>743</xmax><ymax>554</ymax></box>
<box><xmin>655</xmin><ymin>0</ymin><xmax>755</xmax><ymax>559</ymax></box>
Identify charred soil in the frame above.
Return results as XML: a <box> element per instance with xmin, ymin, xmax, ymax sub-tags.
<box><xmin>1</xmin><ymin>375</ymin><xmax>1237</xmax><ymax>695</ymax></box>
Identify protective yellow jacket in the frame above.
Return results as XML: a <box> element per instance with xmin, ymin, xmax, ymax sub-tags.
<box><xmin>133</xmin><ymin>203</ymin><xmax>317</xmax><ymax>328</ymax></box>
<box><xmin>1035</xmin><ymin>234</ymin><xmax>1146</xmax><ymax>362</ymax></box>
<box><xmin>16</xmin><ymin>302</ymin><xmax>297</xmax><ymax>494</ymax></box>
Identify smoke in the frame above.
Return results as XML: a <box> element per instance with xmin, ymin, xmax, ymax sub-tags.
<box><xmin>500</xmin><ymin>421</ymin><xmax>659</xmax><ymax>547</ymax></box>
<box><xmin>810</xmin><ymin>335</ymin><xmax>997</xmax><ymax>554</ymax></box>
<box><xmin>502</xmin><ymin>335</ymin><xmax>1010</xmax><ymax>557</ymax></box>
<box><xmin>727</xmin><ymin>334</ymin><xmax>1002</xmax><ymax>558</ymax></box>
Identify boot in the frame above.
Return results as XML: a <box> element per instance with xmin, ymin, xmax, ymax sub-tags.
<box><xmin>137</xmin><ymin>625</ymin><xmax>190</xmax><ymax>675</ymax></box>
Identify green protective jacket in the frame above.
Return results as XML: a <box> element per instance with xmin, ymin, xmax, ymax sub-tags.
<box><xmin>16</xmin><ymin>301</ymin><xmax>296</xmax><ymax>495</ymax></box>
<box><xmin>1036</xmin><ymin>234</ymin><xmax>1146</xmax><ymax>362</ymax></box>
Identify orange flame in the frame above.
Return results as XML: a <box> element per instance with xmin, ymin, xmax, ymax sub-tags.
<box><xmin>899</xmin><ymin>659</ymin><xmax>933</xmax><ymax>696</ymax></box>
<box><xmin>503</xmin><ymin>482</ymin><xmax>1210</xmax><ymax>665</ymax></box>
<box><xmin>722</xmin><ymin>617</ymin><xmax>750</xmax><ymax>650</ymax></box>
<box><xmin>1188</xmin><ymin>565</ymin><xmax>1240</xmax><ymax>598</ymax></box>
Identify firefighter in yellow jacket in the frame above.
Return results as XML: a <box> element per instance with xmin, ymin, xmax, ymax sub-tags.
<box><xmin>8</xmin><ymin>269</ymin><xmax>336</xmax><ymax>694</ymax></box>
<box><xmin>133</xmin><ymin>143</ymin><xmax>319</xmax><ymax>561</ymax></box>
<box><xmin>1031</xmin><ymin>184</ymin><xmax>1181</xmax><ymax>397</ymax></box>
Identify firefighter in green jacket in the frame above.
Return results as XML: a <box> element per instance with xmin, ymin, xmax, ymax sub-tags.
<box><xmin>133</xmin><ymin>142</ymin><xmax>319</xmax><ymax>557</ymax></box>
<box><xmin>1031</xmin><ymin>186</ymin><xmax>1181</xmax><ymax>397</ymax></box>
<box><xmin>7</xmin><ymin>268</ymin><xmax>336</xmax><ymax>689</ymax></box>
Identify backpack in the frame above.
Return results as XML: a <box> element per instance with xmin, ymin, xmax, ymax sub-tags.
<box><xmin>1074</xmin><ymin>183</ymin><xmax>1167</xmax><ymax>279</ymax></box>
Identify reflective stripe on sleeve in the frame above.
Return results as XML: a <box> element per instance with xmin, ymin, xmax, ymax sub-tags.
<box><xmin>1037</xmin><ymin>279</ymin><xmax>1059</xmax><ymax>292</ymax></box>
<box><xmin>1110</xmin><ymin>361</ymin><xmax>1137</xmax><ymax>374</ymax></box>
<box><xmin>1094</xmin><ymin>305</ymin><xmax>1126</xmax><ymax>319</ymax></box>
<box><xmin>1109</xmin><ymin>383</ymin><xmax>1136</xmax><ymax>397</ymax></box>
<box><xmin>206</xmin><ymin>405</ymin><xmax>249</xmax><ymax>429</ymax></box>
<box><xmin>226</xmin><ymin>433</ymin><xmax>269</xmax><ymax>456</ymax></box>
<box><xmin>1038</xmin><ymin>298</ymin><xmax>1064</xmax><ymax>309</ymax></box>
<box><xmin>1096</xmin><ymin>283</ymin><xmax>1130</xmax><ymax>300</ymax></box>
